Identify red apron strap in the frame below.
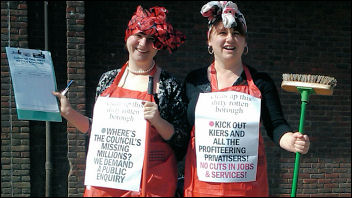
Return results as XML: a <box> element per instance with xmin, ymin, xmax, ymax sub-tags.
<box><xmin>100</xmin><ymin>61</ymin><xmax>128</xmax><ymax>97</ymax></box>
<box><xmin>243</xmin><ymin>66</ymin><xmax>254</xmax><ymax>87</ymax></box>
<box><xmin>209</xmin><ymin>62</ymin><xmax>218</xmax><ymax>91</ymax></box>
<box><xmin>243</xmin><ymin>66</ymin><xmax>262</xmax><ymax>98</ymax></box>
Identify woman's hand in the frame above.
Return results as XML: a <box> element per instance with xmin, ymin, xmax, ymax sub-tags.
<box><xmin>52</xmin><ymin>91</ymin><xmax>72</xmax><ymax>117</ymax></box>
<box><xmin>143</xmin><ymin>101</ymin><xmax>174</xmax><ymax>140</ymax></box>
<box><xmin>52</xmin><ymin>91</ymin><xmax>90</xmax><ymax>133</ymax></box>
<box><xmin>143</xmin><ymin>101</ymin><xmax>162</xmax><ymax>126</ymax></box>
<box><xmin>279</xmin><ymin>132</ymin><xmax>310</xmax><ymax>154</ymax></box>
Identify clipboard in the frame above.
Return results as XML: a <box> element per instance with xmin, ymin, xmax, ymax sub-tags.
<box><xmin>5</xmin><ymin>47</ymin><xmax>62</xmax><ymax>122</ymax></box>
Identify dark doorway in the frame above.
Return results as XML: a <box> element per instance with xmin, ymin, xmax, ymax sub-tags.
<box><xmin>27</xmin><ymin>1</ymin><xmax>69</xmax><ymax>197</ymax></box>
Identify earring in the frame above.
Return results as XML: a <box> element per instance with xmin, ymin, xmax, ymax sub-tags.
<box><xmin>243</xmin><ymin>46</ymin><xmax>248</xmax><ymax>55</ymax></box>
<box><xmin>208</xmin><ymin>46</ymin><xmax>214</xmax><ymax>54</ymax></box>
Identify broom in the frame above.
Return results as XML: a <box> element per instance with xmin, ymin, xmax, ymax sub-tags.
<box><xmin>141</xmin><ymin>76</ymin><xmax>154</xmax><ymax>197</ymax></box>
<box><xmin>281</xmin><ymin>73</ymin><xmax>337</xmax><ymax>197</ymax></box>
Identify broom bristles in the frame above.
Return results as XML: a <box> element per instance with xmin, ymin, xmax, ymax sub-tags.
<box><xmin>282</xmin><ymin>74</ymin><xmax>337</xmax><ymax>87</ymax></box>
<box><xmin>281</xmin><ymin>73</ymin><xmax>337</xmax><ymax>95</ymax></box>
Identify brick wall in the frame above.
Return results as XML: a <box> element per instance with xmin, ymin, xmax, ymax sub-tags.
<box><xmin>1</xmin><ymin>1</ymin><xmax>351</xmax><ymax>197</ymax></box>
<box><xmin>66</xmin><ymin>1</ymin><xmax>86</xmax><ymax>196</ymax></box>
<box><xmin>1</xmin><ymin>1</ymin><xmax>31</xmax><ymax>197</ymax></box>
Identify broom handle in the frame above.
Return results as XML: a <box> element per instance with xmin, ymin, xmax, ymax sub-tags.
<box><xmin>291</xmin><ymin>100</ymin><xmax>307</xmax><ymax>197</ymax></box>
<box><xmin>141</xmin><ymin>122</ymin><xmax>150</xmax><ymax>197</ymax></box>
<box><xmin>291</xmin><ymin>88</ymin><xmax>312</xmax><ymax>197</ymax></box>
<box><xmin>141</xmin><ymin>76</ymin><xmax>154</xmax><ymax>197</ymax></box>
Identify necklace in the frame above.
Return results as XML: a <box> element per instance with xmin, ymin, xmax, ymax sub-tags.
<box><xmin>127</xmin><ymin>61</ymin><xmax>155</xmax><ymax>74</ymax></box>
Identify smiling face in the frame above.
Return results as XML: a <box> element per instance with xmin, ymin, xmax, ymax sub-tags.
<box><xmin>126</xmin><ymin>32</ymin><xmax>158</xmax><ymax>66</ymax></box>
<box><xmin>208</xmin><ymin>22</ymin><xmax>247</xmax><ymax>63</ymax></box>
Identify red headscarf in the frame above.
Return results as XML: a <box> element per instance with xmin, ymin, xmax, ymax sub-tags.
<box><xmin>125</xmin><ymin>5</ymin><xmax>186</xmax><ymax>53</ymax></box>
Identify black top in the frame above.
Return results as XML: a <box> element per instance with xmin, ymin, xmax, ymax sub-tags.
<box><xmin>94</xmin><ymin>68</ymin><xmax>191</xmax><ymax>161</ymax></box>
<box><xmin>183</xmin><ymin>65</ymin><xmax>291</xmax><ymax>145</ymax></box>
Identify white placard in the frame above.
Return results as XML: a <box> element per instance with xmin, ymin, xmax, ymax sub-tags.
<box><xmin>195</xmin><ymin>91</ymin><xmax>261</xmax><ymax>182</ymax></box>
<box><xmin>85</xmin><ymin>97</ymin><xmax>146</xmax><ymax>192</ymax></box>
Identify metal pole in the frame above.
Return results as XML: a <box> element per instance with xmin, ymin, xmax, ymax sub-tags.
<box><xmin>7</xmin><ymin>1</ymin><xmax>14</xmax><ymax>196</ymax></box>
<box><xmin>45</xmin><ymin>121</ymin><xmax>51</xmax><ymax>197</ymax></box>
<box><xmin>44</xmin><ymin>1</ymin><xmax>52</xmax><ymax>197</ymax></box>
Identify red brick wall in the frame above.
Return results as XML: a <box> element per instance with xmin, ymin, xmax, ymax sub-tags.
<box><xmin>66</xmin><ymin>1</ymin><xmax>86</xmax><ymax>196</ymax></box>
<box><xmin>1</xmin><ymin>1</ymin><xmax>31</xmax><ymax>197</ymax></box>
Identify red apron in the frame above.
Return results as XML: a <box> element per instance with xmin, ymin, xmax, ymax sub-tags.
<box><xmin>84</xmin><ymin>63</ymin><xmax>177</xmax><ymax>197</ymax></box>
<box><xmin>184</xmin><ymin>63</ymin><xmax>269</xmax><ymax>197</ymax></box>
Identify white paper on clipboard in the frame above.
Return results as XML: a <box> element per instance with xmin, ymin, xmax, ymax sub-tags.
<box><xmin>5</xmin><ymin>47</ymin><xmax>61</xmax><ymax>122</ymax></box>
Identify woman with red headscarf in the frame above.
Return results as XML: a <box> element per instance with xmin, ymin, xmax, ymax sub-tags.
<box><xmin>183</xmin><ymin>1</ymin><xmax>310</xmax><ymax>197</ymax></box>
<box><xmin>53</xmin><ymin>5</ymin><xmax>189</xmax><ymax>197</ymax></box>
